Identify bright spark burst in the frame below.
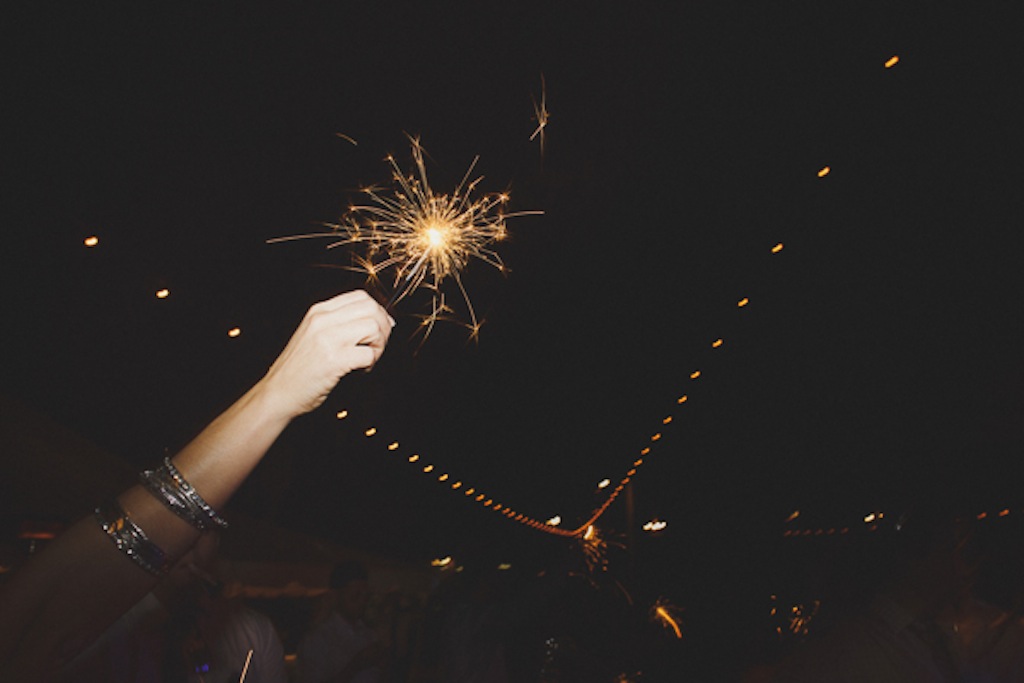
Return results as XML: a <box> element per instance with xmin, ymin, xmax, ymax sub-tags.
<box><xmin>650</xmin><ymin>598</ymin><xmax>684</xmax><ymax>639</ymax></box>
<box><xmin>270</xmin><ymin>137</ymin><xmax>540</xmax><ymax>340</ymax></box>
<box><xmin>530</xmin><ymin>74</ymin><xmax>549</xmax><ymax>155</ymax></box>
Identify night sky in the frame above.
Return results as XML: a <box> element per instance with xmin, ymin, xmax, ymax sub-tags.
<box><xmin>4</xmin><ymin>1</ymin><xmax>1024</xmax><ymax>656</ymax></box>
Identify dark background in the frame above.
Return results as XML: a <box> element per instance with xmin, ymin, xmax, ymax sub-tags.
<box><xmin>3</xmin><ymin>1</ymin><xmax>1024</xmax><ymax>676</ymax></box>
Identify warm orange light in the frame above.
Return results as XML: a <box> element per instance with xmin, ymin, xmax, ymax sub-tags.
<box><xmin>84</xmin><ymin>235</ymin><xmax>99</xmax><ymax>247</ymax></box>
<box><xmin>712</xmin><ymin>339</ymin><xmax>723</xmax><ymax>348</ymax></box>
<box><xmin>423</xmin><ymin>464</ymin><xmax>434</xmax><ymax>473</ymax></box>
<box><xmin>651</xmin><ymin>433</ymin><xmax>661</xmax><ymax>441</ymax></box>
<box><xmin>977</xmin><ymin>512</ymin><xmax>988</xmax><ymax>520</ymax></box>
<box><xmin>227</xmin><ymin>327</ymin><xmax>241</xmax><ymax>338</ymax></box>
<box><xmin>431</xmin><ymin>556</ymin><xmax>452</xmax><ymax>567</ymax></box>
<box><xmin>451</xmin><ymin>481</ymin><xmax>461</xmax><ymax>488</ymax></box>
<box><xmin>640</xmin><ymin>447</ymin><xmax>651</xmax><ymax>455</ymax></box>
<box><xmin>677</xmin><ymin>395</ymin><xmax>688</xmax><ymax>404</ymax></box>
<box><xmin>597</xmin><ymin>479</ymin><xmax>610</xmax><ymax>489</ymax></box>
<box><xmin>690</xmin><ymin>371</ymin><xmax>701</xmax><ymax>380</ymax></box>
<box><xmin>364</xmin><ymin>427</ymin><xmax>377</xmax><ymax>437</ymax></box>
<box><xmin>863</xmin><ymin>513</ymin><xmax>876</xmax><ymax>523</ymax></box>
<box><xmin>817</xmin><ymin>166</ymin><xmax>830</xmax><ymax>178</ymax></box>
<box><xmin>156</xmin><ymin>288</ymin><xmax>170</xmax><ymax>299</ymax></box>
<box><xmin>387</xmin><ymin>441</ymin><xmax>399</xmax><ymax>451</ymax></box>
<box><xmin>476</xmin><ymin>494</ymin><xmax>486</xmax><ymax>501</ymax></box>
<box><xmin>785</xmin><ymin>510</ymin><xmax>800</xmax><ymax>522</ymax></box>
<box><xmin>999</xmin><ymin>508</ymin><xmax>1010</xmax><ymax>517</ymax></box>
<box><xmin>465</xmin><ymin>487</ymin><xmax>475</xmax><ymax>495</ymax></box>
<box><xmin>738</xmin><ymin>297</ymin><xmax>749</xmax><ymax>307</ymax></box>
<box><xmin>438</xmin><ymin>473</ymin><xmax>449</xmax><ymax>481</ymax></box>
<box><xmin>885</xmin><ymin>55</ymin><xmax>899</xmax><ymax>68</ymax></box>
<box><xmin>771</xmin><ymin>243</ymin><xmax>784</xmax><ymax>254</ymax></box>
<box><xmin>336</xmin><ymin>410</ymin><xmax>348</xmax><ymax>419</ymax></box>
<box><xmin>408</xmin><ymin>454</ymin><xmax>420</xmax><ymax>462</ymax></box>
<box><xmin>634</xmin><ymin>459</ymin><xmax>643</xmax><ymax>466</ymax></box>
<box><xmin>627</xmin><ymin>468</ymin><xmax>637</xmax><ymax>476</ymax></box>
<box><xmin>547</xmin><ymin>515</ymin><xmax>562</xmax><ymax>526</ymax></box>
<box><xmin>662</xmin><ymin>416</ymin><xmax>673</xmax><ymax>424</ymax></box>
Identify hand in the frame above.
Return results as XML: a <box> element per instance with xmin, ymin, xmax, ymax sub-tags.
<box><xmin>258</xmin><ymin>290</ymin><xmax>394</xmax><ymax>419</ymax></box>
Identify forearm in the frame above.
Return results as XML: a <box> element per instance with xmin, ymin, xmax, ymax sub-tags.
<box><xmin>0</xmin><ymin>380</ymin><xmax>293</xmax><ymax>682</ymax></box>
<box><xmin>0</xmin><ymin>290</ymin><xmax>392</xmax><ymax>683</ymax></box>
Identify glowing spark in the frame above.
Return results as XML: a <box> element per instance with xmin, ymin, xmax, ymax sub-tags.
<box><xmin>651</xmin><ymin>598</ymin><xmax>684</xmax><ymax>639</ymax></box>
<box><xmin>365</xmin><ymin>427</ymin><xmax>377</xmax><ymax>437</ymax></box>
<box><xmin>818</xmin><ymin>166</ymin><xmax>831</xmax><ymax>177</ymax></box>
<box><xmin>785</xmin><ymin>510</ymin><xmax>800</xmax><ymax>522</ymax></box>
<box><xmin>387</xmin><ymin>441</ymin><xmax>399</xmax><ymax>450</ymax></box>
<box><xmin>864</xmin><ymin>512</ymin><xmax>876</xmax><ymax>523</ymax></box>
<box><xmin>677</xmin><ymin>395</ymin><xmax>688</xmax><ymax>404</ymax></box>
<box><xmin>336</xmin><ymin>410</ymin><xmax>348</xmax><ymax>419</ymax></box>
<box><xmin>530</xmin><ymin>73</ymin><xmax>550</xmax><ymax>155</ymax></box>
<box><xmin>577</xmin><ymin>525</ymin><xmax>622</xmax><ymax>574</ymax></box>
<box><xmin>408</xmin><ymin>454</ymin><xmax>419</xmax><ymax>462</ymax></box>
<box><xmin>227</xmin><ymin>327</ymin><xmax>241</xmax><ymax>338</ymax></box>
<box><xmin>690</xmin><ymin>371</ymin><xmax>701</xmax><ymax>379</ymax></box>
<box><xmin>738</xmin><ymin>297</ymin><xmax>749</xmax><ymax>307</ymax></box>
<box><xmin>84</xmin><ymin>235</ymin><xmax>99</xmax><ymax>247</ymax></box>
<box><xmin>335</xmin><ymin>132</ymin><xmax>358</xmax><ymax>146</ymax></box>
<box><xmin>597</xmin><ymin>479</ymin><xmax>610</xmax><ymax>489</ymax></box>
<box><xmin>771</xmin><ymin>243</ymin><xmax>784</xmax><ymax>253</ymax></box>
<box><xmin>547</xmin><ymin>515</ymin><xmax>562</xmax><ymax>526</ymax></box>
<box><xmin>156</xmin><ymin>288</ymin><xmax>170</xmax><ymax>299</ymax></box>
<box><xmin>885</xmin><ymin>55</ymin><xmax>899</xmax><ymax>68</ymax></box>
<box><xmin>712</xmin><ymin>338</ymin><xmax>723</xmax><ymax>348</ymax></box>
<box><xmin>431</xmin><ymin>556</ymin><xmax>452</xmax><ymax>567</ymax></box>
<box><xmin>269</xmin><ymin>137</ymin><xmax>541</xmax><ymax>340</ymax></box>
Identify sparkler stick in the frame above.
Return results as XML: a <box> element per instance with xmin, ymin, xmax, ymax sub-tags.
<box><xmin>269</xmin><ymin>136</ymin><xmax>541</xmax><ymax>340</ymax></box>
<box><xmin>239</xmin><ymin>649</ymin><xmax>253</xmax><ymax>683</ymax></box>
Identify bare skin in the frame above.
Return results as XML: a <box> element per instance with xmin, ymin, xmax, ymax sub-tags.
<box><xmin>0</xmin><ymin>290</ymin><xmax>394</xmax><ymax>683</ymax></box>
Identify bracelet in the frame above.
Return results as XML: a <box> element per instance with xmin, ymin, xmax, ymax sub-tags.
<box><xmin>95</xmin><ymin>500</ymin><xmax>171</xmax><ymax>577</ymax></box>
<box><xmin>161</xmin><ymin>458</ymin><xmax>229</xmax><ymax>529</ymax></box>
<box><xmin>140</xmin><ymin>467</ymin><xmax>211</xmax><ymax>531</ymax></box>
<box><xmin>139</xmin><ymin>459</ymin><xmax>229</xmax><ymax>531</ymax></box>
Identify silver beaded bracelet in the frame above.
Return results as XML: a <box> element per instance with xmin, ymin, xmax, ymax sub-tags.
<box><xmin>95</xmin><ymin>500</ymin><xmax>171</xmax><ymax>577</ymax></box>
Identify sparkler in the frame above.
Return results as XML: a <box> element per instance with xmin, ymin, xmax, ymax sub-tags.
<box><xmin>530</xmin><ymin>74</ymin><xmax>549</xmax><ymax>155</ymax></box>
<box><xmin>269</xmin><ymin>136</ymin><xmax>541</xmax><ymax>340</ymax></box>
<box><xmin>650</xmin><ymin>598</ymin><xmax>684</xmax><ymax>639</ymax></box>
<box><xmin>239</xmin><ymin>649</ymin><xmax>253</xmax><ymax>683</ymax></box>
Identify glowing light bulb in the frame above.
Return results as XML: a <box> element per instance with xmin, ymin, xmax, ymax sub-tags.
<box><xmin>677</xmin><ymin>395</ymin><xmax>688</xmax><ymax>404</ymax></box>
<box><xmin>738</xmin><ymin>297</ymin><xmax>749</xmax><ymax>307</ymax></box>
<box><xmin>817</xmin><ymin>166</ymin><xmax>830</xmax><ymax>178</ymax></box>
<box><xmin>771</xmin><ymin>243</ymin><xmax>784</xmax><ymax>254</ymax></box>
<box><xmin>885</xmin><ymin>55</ymin><xmax>899</xmax><ymax>68</ymax></box>
<box><xmin>712</xmin><ymin>339</ymin><xmax>723</xmax><ymax>348</ymax></box>
<box><xmin>227</xmin><ymin>327</ymin><xmax>241</xmax><ymax>338</ymax></box>
<box><xmin>597</xmin><ymin>479</ymin><xmax>610</xmax><ymax>489</ymax></box>
<box><xmin>84</xmin><ymin>236</ymin><xmax>99</xmax><ymax>247</ymax></box>
<box><xmin>156</xmin><ymin>289</ymin><xmax>170</xmax><ymax>299</ymax></box>
<box><xmin>690</xmin><ymin>371</ymin><xmax>701</xmax><ymax>380</ymax></box>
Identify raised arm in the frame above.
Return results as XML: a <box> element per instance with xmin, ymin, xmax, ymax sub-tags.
<box><xmin>0</xmin><ymin>290</ymin><xmax>393</xmax><ymax>683</ymax></box>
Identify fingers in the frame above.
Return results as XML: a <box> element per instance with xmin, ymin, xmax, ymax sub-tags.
<box><xmin>260</xmin><ymin>290</ymin><xmax>395</xmax><ymax>419</ymax></box>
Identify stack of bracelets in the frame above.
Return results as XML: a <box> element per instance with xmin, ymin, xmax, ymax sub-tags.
<box><xmin>95</xmin><ymin>457</ymin><xmax>228</xmax><ymax>577</ymax></box>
